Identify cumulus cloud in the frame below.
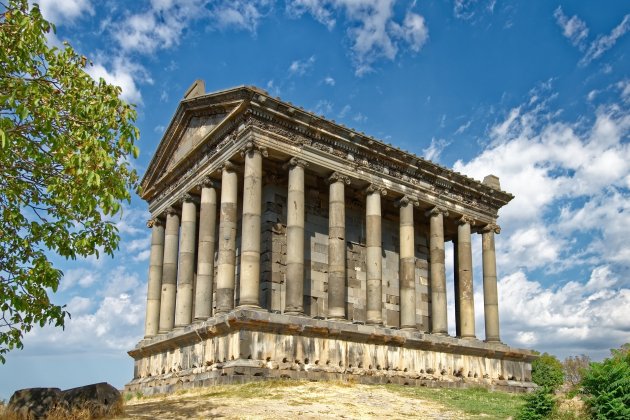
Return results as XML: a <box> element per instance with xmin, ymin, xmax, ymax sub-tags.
<box><xmin>580</xmin><ymin>14</ymin><xmax>630</xmax><ymax>66</ymax></box>
<box><xmin>453</xmin><ymin>81</ymin><xmax>630</xmax><ymax>358</ymax></box>
<box><xmin>286</xmin><ymin>1</ymin><xmax>429</xmax><ymax>75</ymax></box>
<box><xmin>554</xmin><ymin>7</ymin><xmax>589</xmax><ymax>48</ymax></box>
<box><xmin>38</xmin><ymin>0</ymin><xmax>94</xmax><ymax>24</ymax></box>
<box><xmin>491</xmin><ymin>268</ymin><xmax>630</xmax><ymax>358</ymax></box>
<box><xmin>24</xmin><ymin>267</ymin><xmax>145</xmax><ymax>354</ymax></box>
<box><xmin>323</xmin><ymin>76</ymin><xmax>336</xmax><ymax>86</ymax></box>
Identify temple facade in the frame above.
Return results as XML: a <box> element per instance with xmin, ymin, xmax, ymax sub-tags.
<box><xmin>125</xmin><ymin>82</ymin><xmax>536</xmax><ymax>394</ymax></box>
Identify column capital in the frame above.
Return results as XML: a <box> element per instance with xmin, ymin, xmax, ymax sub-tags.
<box><xmin>164</xmin><ymin>206</ymin><xmax>180</xmax><ymax>217</ymax></box>
<box><xmin>284</xmin><ymin>157</ymin><xmax>309</xmax><ymax>170</ymax></box>
<box><xmin>327</xmin><ymin>171</ymin><xmax>350</xmax><ymax>185</ymax></box>
<box><xmin>239</xmin><ymin>141</ymin><xmax>268</xmax><ymax>158</ymax></box>
<box><xmin>481</xmin><ymin>223</ymin><xmax>501</xmax><ymax>234</ymax></box>
<box><xmin>178</xmin><ymin>193</ymin><xmax>199</xmax><ymax>205</ymax></box>
<box><xmin>365</xmin><ymin>183</ymin><xmax>387</xmax><ymax>196</ymax></box>
<box><xmin>457</xmin><ymin>215</ymin><xmax>476</xmax><ymax>226</ymax></box>
<box><xmin>395</xmin><ymin>195</ymin><xmax>419</xmax><ymax>208</ymax></box>
<box><xmin>146</xmin><ymin>217</ymin><xmax>163</xmax><ymax>228</ymax></box>
<box><xmin>198</xmin><ymin>176</ymin><xmax>220</xmax><ymax>190</ymax></box>
<box><xmin>425</xmin><ymin>206</ymin><xmax>449</xmax><ymax>218</ymax></box>
<box><xmin>220</xmin><ymin>160</ymin><xmax>237</xmax><ymax>173</ymax></box>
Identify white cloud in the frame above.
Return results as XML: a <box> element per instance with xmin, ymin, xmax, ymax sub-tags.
<box><xmin>423</xmin><ymin>138</ymin><xmax>450</xmax><ymax>162</ymax></box>
<box><xmin>554</xmin><ymin>7</ymin><xmax>589</xmax><ymax>48</ymax></box>
<box><xmin>113</xmin><ymin>1</ymin><xmax>271</xmax><ymax>55</ymax></box>
<box><xmin>60</xmin><ymin>268</ymin><xmax>98</xmax><ymax>291</ymax></box>
<box><xmin>38</xmin><ymin>0</ymin><xmax>94</xmax><ymax>24</ymax></box>
<box><xmin>453</xmin><ymin>0</ymin><xmax>477</xmax><ymax>21</ymax></box>
<box><xmin>338</xmin><ymin>104</ymin><xmax>351</xmax><ymax>118</ymax></box>
<box><xmin>286</xmin><ymin>1</ymin><xmax>429</xmax><ymax>75</ymax></box>
<box><xmin>289</xmin><ymin>55</ymin><xmax>316</xmax><ymax>76</ymax></box>
<box><xmin>24</xmin><ymin>267</ymin><xmax>145</xmax><ymax>354</ymax></box>
<box><xmin>86</xmin><ymin>58</ymin><xmax>149</xmax><ymax>104</ymax></box>
<box><xmin>580</xmin><ymin>14</ymin><xmax>630</xmax><ymax>66</ymax></box>
<box><xmin>454</xmin><ymin>119</ymin><xmax>472</xmax><ymax>135</ymax></box>
<box><xmin>491</xmin><ymin>269</ymin><xmax>630</xmax><ymax>358</ymax></box>
<box><xmin>324</xmin><ymin>76</ymin><xmax>336</xmax><ymax>86</ymax></box>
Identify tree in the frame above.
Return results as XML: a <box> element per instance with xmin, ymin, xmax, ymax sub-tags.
<box><xmin>581</xmin><ymin>344</ymin><xmax>630</xmax><ymax>420</ymax></box>
<box><xmin>563</xmin><ymin>354</ymin><xmax>591</xmax><ymax>389</ymax></box>
<box><xmin>0</xmin><ymin>0</ymin><xmax>139</xmax><ymax>362</ymax></box>
<box><xmin>531</xmin><ymin>352</ymin><xmax>564</xmax><ymax>391</ymax></box>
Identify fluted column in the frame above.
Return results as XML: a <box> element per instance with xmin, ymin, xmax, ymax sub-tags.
<box><xmin>144</xmin><ymin>217</ymin><xmax>164</xmax><ymax>338</ymax></box>
<box><xmin>398</xmin><ymin>196</ymin><xmax>418</xmax><ymax>330</ymax></box>
<box><xmin>194</xmin><ymin>177</ymin><xmax>219</xmax><ymax>320</ymax></box>
<box><xmin>285</xmin><ymin>158</ymin><xmax>308</xmax><ymax>315</ymax></box>
<box><xmin>215</xmin><ymin>162</ymin><xmax>238</xmax><ymax>314</ymax></box>
<box><xmin>457</xmin><ymin>215</ymin><xmax>476</xmax><ymax>339</ymax></box>
<box><xmin>327</xmin><ymin>172</ymin><xmax>350</xmax><ymax>320</ymax></box>
<box><xmin>239</xmin><ymin>142</ymin><xmax>268</xmax><ymax>308</ymax></box>
<box><xmin>427</xmin><ymin>207</ymin><xmax>448</xmax><ymax>335</ymax></box>
<box><xmin>366</xmin><ymin>184</ymin><xmax>386</xmax><ymax>325</ymax></box>
<box><xmin>158</xmin><ymin>208</ymin><xmax>180</xmax><ymax>333</ymax></box>
<box><xmin>175</xmin><ymin>194</ymin><xmax>197</xmax><ymax>328</ymax></box>
<box><xmin>482</xmin><ymin>223</ymin><xmax>501</xmax><ymax>342</ymax></box>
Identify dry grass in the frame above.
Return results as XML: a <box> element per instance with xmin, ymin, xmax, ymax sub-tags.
<box><xmin>0</xmin><ymin>398</ymin><xmax>124</xmax><ymax>420</ymax></box>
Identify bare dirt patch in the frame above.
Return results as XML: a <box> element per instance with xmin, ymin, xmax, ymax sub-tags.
<box><xmin>117</xmin><ymin>381</ymin><xmax>464</xmax><ymax>419</ymax></box>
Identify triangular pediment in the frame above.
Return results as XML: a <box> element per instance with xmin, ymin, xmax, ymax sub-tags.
<box><xmin>165</xmin><ymin>112</ymin><xmax>229</xmax><ymax>172</ymax></box>
<box><xmin>141</xmin><ymin>86</ymin><xmax>260</xmax><ymax>198</ymax></box>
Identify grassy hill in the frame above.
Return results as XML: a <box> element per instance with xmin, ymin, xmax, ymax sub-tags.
<box><xmin>115</xmin><ymin>380</ymin><xmax>587</xmax><ymax>419</ymax></box>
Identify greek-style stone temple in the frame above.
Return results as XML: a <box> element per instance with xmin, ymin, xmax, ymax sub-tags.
<box><xmin>125</xmin><ymin>82</ymin><xmax>536</xmax><ymax>394</ymax></box>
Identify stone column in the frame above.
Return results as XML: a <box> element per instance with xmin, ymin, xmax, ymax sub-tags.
<box><xmin>238</xmin><ymin>142</ymin><xmax>268</xmax><ymax>308</ymax></box>
<box><xmin>174</xmin><ymin>194</ymin><xmax>197</xmax><ymax>328</ymax></box>
<box><xmin>426</xmin><ymin>207</ymin><xmax>448</xmax><ymax>335</ymax></box>
<box><xmin>285</xmin><ymin>158</ymin><xmax>308</xmax><ymax>315</ymax></box>
<box><xmin>144</xmin><ymin>217</ymin><xmax>164</xmax><ymax>338</ymax></box>
<box><xmin>194</xmin><ymin>177</ymin><xmax>219</xmax><ymax>320</ymax></box>
<box><xmin>327</xmin><ymin>172</ymin><xmax>350</xmax><ymax>320</ymax></box>
<box><xmin>482</xmin><ymin>224</ymin><xmax>501</xmax><ymax>342</ymax></box>
<box><xmin>457</xmin><ymin>215</ymin><xmax>476</xmax><ymax>339</ymax></box>
<box><xmin>158</xmin><ymin>208</ymin><xmax>180</xmax><ymax>333</ymax></box>
<box><xmin>215</xmin><ymin>162</ymin><xmax>238</xmax><ymax>314</ymax></box>
<box><xmin>453</xmin><ymin>238</ymin><xmax>461</xmax><ymax>337</ymax></box>
<box><xmin>398</xmin><ymin>196</ymin><xmax>418</xmax><ymax>330</ymax></box>
<box><xmin>365</xmin><ymin>184</ymin><xmax>386</xmax><ymax>325</ymax></box>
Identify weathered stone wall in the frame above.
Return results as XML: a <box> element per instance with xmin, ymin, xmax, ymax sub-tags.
<box><xmin>254</xmin><ymin>176</ymin><xmax>431</xmax><ymax>329</ymax></box>
<box><xmin>127</xmin><ymin>310</ymin><xmax>535</xmax><ymax>395</ymax></box>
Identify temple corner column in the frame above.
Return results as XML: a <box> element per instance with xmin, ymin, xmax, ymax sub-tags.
<box><xmin>158</xmin><ymin>207</ymin><xmax>180</xmax><ymax>333</ymax></box>
<box><xmin>457</xmin><ymin>215</ymin><xmax>476</xmax><ymax>340</ymax></box>
<box><xmin>144</xmin><ymin>217</ymin><xmax>165</xmax><ymax>338</ymax></box>
<box><xmin>482</xmin><ymin>223</ymin><xmax>501</xmax><ymax>343</ymax></box>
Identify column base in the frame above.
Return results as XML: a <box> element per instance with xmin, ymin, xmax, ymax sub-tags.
<box><xmin>400</xmin><ymin>326</ymin><xmax>417</xmax><ymax>331</ymax></box>
<box><xmin>484</xmin><ymin>337</ymin><xmax>501</xmax><ymax>343</ymax></box>
<box><xmin>431</xmin><ymin>331</ymin><xmax>449</xmax><ymax>336</ymax></box>
<box><xmin>327</xmin><ymin>317</ymin><xmax>350</xmax><ymax>322</ymax></box>
<box><xmin>459</xmin><ymin>335</ymin><xmax>477</xmax><ymax>340</ymax></box>
<box><xmin>284</xmin><ymin>311</ymin><xmax>305</xmax><ymax>316</ymax></box>
<box><xmin>366</xmin><ymin>319</ymin><xmax>383</xmax><ymax>326</ymax></box>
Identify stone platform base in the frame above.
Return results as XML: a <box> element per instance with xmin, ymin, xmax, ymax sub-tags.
<box><xmin>125</xmin><ymin>309</ymin><xmax>536</xmax><ymax>395</ymax></box>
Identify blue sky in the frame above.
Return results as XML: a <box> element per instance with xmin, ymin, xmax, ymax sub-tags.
<box><xmin>1</xmin><ymin>0</ymin><xmax>629</xmax><ymax>398</ymax></box>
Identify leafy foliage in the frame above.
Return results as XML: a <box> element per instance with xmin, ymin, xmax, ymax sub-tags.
<box><xmin>532</xmin><ymin>353</ymin><xmax>565</xmax><ymax>391</ymax></box>
<box><xmin>0</xmin><ymin>0</ymin><xmax>139</xmax><ymax>362</ymax></box>
<box><xmin>517</xmin><ymin>387</ymin><xmax>556</xmax><ymax>420</ymax></box>
<box><xmin>581</xmin><ymin>344</ymin><xmax>630</xmax><ymax>420</ymax></box>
